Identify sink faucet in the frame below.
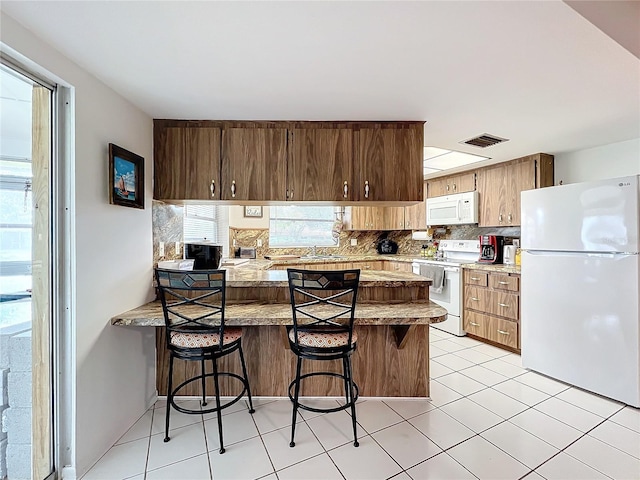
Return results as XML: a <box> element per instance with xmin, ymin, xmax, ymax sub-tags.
<box><xmin>310</xmin><ymin>245</ymin><xmax>317</xmax><ymax>257</ymax></box>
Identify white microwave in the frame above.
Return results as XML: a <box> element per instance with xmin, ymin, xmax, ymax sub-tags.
<box><xmin>426</xmin><ymin>191</ymin><xmax>478</xmax><ymax>226</ymax></box>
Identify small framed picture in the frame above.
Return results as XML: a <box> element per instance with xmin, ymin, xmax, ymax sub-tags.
<box><xmin>244</xmin><ymin>206</ymin><xmax>263</xmax><ymax>218</ymax></box>
<box><xmin>109</xmin><ymin>143</ymin><xmax>145</xmax><ymax>209</ymax></box>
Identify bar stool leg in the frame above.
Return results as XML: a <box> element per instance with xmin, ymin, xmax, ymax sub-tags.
<box><xmin>238</xmin><ymin>344</ymin><xmax>255</xmax><ymax>414</ymax></box>
<box><xmin>212</xmin><ymin>356</ymin><xmax>225</xmax><ymax>453</ymax></box>
<box><xmin>201</xmin><ymin>358</ymin><xmax>207</xmax><ymax>407</ymax></box>
<box><xmin>346</xmin><ymin>356</ymin><xmax>359</xmax><ymax>447</ymax></box>
<box><xmin>164</xmin><ymin>355</ymin><xmax>174</xmax><ymax>443</ymax></box>
<box><xmin>290</xmin><ymin>356</ymin><xmax>303</xmax><ymax>447</ymax></box>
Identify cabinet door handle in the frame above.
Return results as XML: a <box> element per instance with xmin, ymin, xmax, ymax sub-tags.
<box><xmin>453</xmin><ymin>183</ymin><xmax>457</xmax><ymax>192</ymax></box>
<box><xmin>290</xmin><ymin>189</ymin><xmax>294</xmax><ymax>200</ymax></box>
<box><xmin>497</xmin><ymin>330</ymin><xmax>510</xmax><ymax>335</ymax></box>
<box><xmin>231</xmin><ymin>180</ymin><xmax>236</xmax><ymax>198</ymax></box>
<box><xmin>498</xmin><ymin>214</ymin><xmax>503</xmax><ymax>223</ymax></box>
<box><xmin>210</xmin><ymin>180</ymin><xmax>215</xmax><ymax>197</ymax></box>
<box><xmin>364</xmin><ymin>181</ymin><xmax>370</xmax><ymax>199</ymax></box>
<box><xmin>498</xmin><ymin>281</ymin><xmax>509</xmax><ymax>285</ymax></box>
<box><xmin>446</xmin><ymin>184</ymin><xmax>450</xmax><ymax>191</ymax></box>
<box><xmin>343</xmin><ymin>181</ymin><xmax>348</xmax><ymax>198</ymax></box>
<box><xmin>508</xmin><ymin>213</ymin><xmax>512</xmax><ymax>223</ymax></box>
<box><xmin>470</xmin><ymin>322</ymin><xmax>480</xmax><ymax>327</ymax></box>
<box><xmin>406</xmin><ymin>221</ymin><xmax>411</xmax><ymax>227</ymax></box>
<box><xmin>471</xmin><ymin>276</ymin><xmax>480</xmax><ymax>280</ymax></box>
<box><xmin>498</xmin><ymin>303</ymin><xmax>510</xmax><ymax>308</ymax></box>
<box><xmin>471</xmin><ymin>297</ymin><xmax>480</xmax><ymax>301</ymax></box>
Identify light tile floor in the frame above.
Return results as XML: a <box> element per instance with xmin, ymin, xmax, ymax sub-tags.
<box><xmin>83</xmin><ymin>328</ymin><xmax>640</xmax><ymax>479</ymax></box>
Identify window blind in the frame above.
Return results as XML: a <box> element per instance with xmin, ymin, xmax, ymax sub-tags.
<box><xmin>183</xmin><ymin>205</ymin><xmax>230</xmax><ymax>257</ymax></box>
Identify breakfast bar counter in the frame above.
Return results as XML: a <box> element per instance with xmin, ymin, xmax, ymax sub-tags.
<box><xmin>112</xmin><ymin>266</ymin><xmax>447</xmax><ymax>397</ymax></box>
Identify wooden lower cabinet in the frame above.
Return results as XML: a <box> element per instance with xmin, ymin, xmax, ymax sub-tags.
<box><xmin>270</xmin><ymin>260</ymin><xmax>399</xmax><ymax>272</ymax></box>
<box><xmin>463</xmin><ymin>269</ymin><xmax>521</xmax><ymax>351</ymax></box>
<box><xmin>356</xmin><ymin>261</ymin><xmax>384</xmax><ymax>271</ymax></box>
<box><xmin>270</xmin><ymin>262</ymin><xmax>353</xmax><ymax>270</ymax></box>
<box><xmin>384</xmin><ymin>261</ymin><xmax>413</xmax><ymax>272</ymax></box>
<box><xmin>463</xmin><ymin>311</ymin><xmax>519</xmax><ymax>350</ymax></box>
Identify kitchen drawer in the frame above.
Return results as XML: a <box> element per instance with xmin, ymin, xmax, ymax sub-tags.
<box><xmin>489</xmin><ymin>273</ymin><xmax>519</xmax><ymax>292</ymax></box>
<box><xmin>464</xmin><ymin>270</ymin><xmax>488</xmax><ymax>287</ymax></box>
<box><xmin>464</xmin><ymin>311</ymin><xmax>519</xmax><ymax>349</ymax></box>
<box><xmin>463</xmin><ymin>310</ymin><xmax>489</xmax><ymax>337</ymax></box>
<box><xmin>485</xmin><ymin>290</ymin><xmax>519</xmax><ymax>320</ymax></box>
<box><xmin>464</xmin><ymin>286</ymin><xmax>519</xmax><ymax>321</ymax></box>
<box><xmin>464</xmin><ymin>285</ymin><xmax>489</xmax><ymax>311</ymax></box>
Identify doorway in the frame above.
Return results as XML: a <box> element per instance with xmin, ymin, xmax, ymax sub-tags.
<box><xmin>0</xmin><ymin>61</ymin><xmax>56</xmax><ymax>479</ymax></box>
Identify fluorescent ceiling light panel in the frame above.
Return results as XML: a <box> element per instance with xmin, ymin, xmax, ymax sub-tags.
<box><xmin>423</xmin><ymin>147</ymin><xmax>490</xmax><ymax>172</ymax></box>
<box><xmin>424</xmin><ymin>146</ymin><xmax>450</xmax><ymax>160</ymax></box>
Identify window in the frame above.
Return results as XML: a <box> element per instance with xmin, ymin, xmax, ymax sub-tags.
<box><xmin>183</xmin><ymin>205</ymin><xmax>230</xmax><ymax>256</ymax></box>
<box><xmin>269</xmin><ymin>206</ymin><xmax>339</xmax><ymax>247</ymax></box>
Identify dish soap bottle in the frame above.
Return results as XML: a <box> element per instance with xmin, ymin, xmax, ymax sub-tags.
<box><xmin>421</xmin><ymin>245</ymin><xmax>428</xmax><ymax>257</ymax></box>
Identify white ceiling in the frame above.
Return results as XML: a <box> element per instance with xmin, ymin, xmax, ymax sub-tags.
<box><xmin>1</xmin><ymin>1</ymin><xmax>639</xmax><ymax>177</ymax></box>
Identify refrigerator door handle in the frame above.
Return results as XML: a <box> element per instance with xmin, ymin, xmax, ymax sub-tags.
<box><xmin>524</xmin><ymin>250</ymin><xmax>639</xmax><ymax>257</ymax></box>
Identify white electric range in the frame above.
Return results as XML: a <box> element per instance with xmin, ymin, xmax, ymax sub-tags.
<box><xmin>412</xmin><ymin>239</ymin><xmax>480</xmax><ymax>336</ymax></box>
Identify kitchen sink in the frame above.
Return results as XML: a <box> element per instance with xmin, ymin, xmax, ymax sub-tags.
<box><xmin>301</xmin><ymin>254</ymin><xmax>346</xmax><ymax>259</ymax></box>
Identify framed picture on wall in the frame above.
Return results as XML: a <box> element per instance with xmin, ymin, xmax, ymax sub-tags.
<box><xmin>244</xmin><ymin>206</ymin><xmax>263</xmax><ymax>218</ymax></box>
<box><xmin>109</xmin><ymin>143</ymin><xmax>145</xmax><ymax>209</ymax></box>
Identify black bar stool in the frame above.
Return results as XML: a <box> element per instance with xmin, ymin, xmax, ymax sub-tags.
<box><xmin>155</xmin><ymin>268</ymin><xmax>254</xmax><ymax>453</ymax></box>
<box><xmin>286</xmin><ymin>268</ymin><xmax>361</xmax><ymax>447</ymax></box>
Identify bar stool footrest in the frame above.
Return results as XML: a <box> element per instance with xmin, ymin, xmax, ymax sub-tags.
<box><xmin>288</xmin><ymin>371</ymin><xmax>359</xmax><ymax>414</ymax></box>
<box><xmin>170</xmin><ymin>372</ymin><xmax>251</xmax><ymax>416</ymax></box>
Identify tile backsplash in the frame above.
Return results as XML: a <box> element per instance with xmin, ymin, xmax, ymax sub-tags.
<box><xmin>152</xmin><ymin>201</ymin><xmax>520</xmax><ymax>261</ymax></box>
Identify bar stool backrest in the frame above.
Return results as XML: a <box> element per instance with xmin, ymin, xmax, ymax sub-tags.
<box><xmin>286</xmin><ymin>269</ymin><xmax>361</xmax><ymax>353</ymax></box>
<box><xmin>155</xmin><ymin>268</ymin><xmax>227</xmax><ymax>351</ymax></box>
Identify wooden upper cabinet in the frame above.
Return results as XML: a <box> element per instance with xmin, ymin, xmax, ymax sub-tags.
<box><xmin>477</xmin><ymin>165</ymin><xmax>507</xmax><ymax>227</ymax></box>
<box><xmin>288</xmin><ymin>127</ymin><xmax>353</xmax><ymax>201</ymax></box>
<box><xmin>426</xmin><ymin>177</ymin><xmax>447</xmax><ymax>198</ymax></box>
<box><xmin>453</xmin><ymin>172</ymin><xmax>476</xmax><ymax>194</ymax></box>
<box><xmin>353</xmin><ymin>125</ymin><xmax>424</xmax><ymax>201</ymax></box>
<box><xmin>154</xmin><ymin>120</ymin><xmax>425</xmax><ymax>203</ymax></box>
<box><xmin>404</xmin><ymin>182</ymin><xmax>427</xmax><ymax>230</ymax></box>
<box><xmin>477</xmin><ymin>154</ymin><xmax>553</xmax><ymax>227</ymax></box>
<box><xmin>154</xmin><ymin>126</ymin><xmax>221</xmax><ymax>200</ymax></box>
<box><xmin>426</xmin><ymin>172</ymin><xmax>475</xmax><ymax>198</ymax></box>
<box><xmin>220</xmin><ymin>127</ymin><xmax>288</xmax><ymax>201</ymax></box>
<box><xmin>344</xmin><ymin>206</ymin><xmax>405</xmax><ymax>230</ymax></box>
<box><xmin>384</xmin><ymin>207</ymin><xmax>406</xmax><ymax>230</ymax></box>
<box><xmin>344</xmin><ymin>206</ymin><xmax>379</xmax><ymax>230</ymax></box>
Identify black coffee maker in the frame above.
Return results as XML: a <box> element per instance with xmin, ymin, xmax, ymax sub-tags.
<box><xmin>377</xmin><ymin>238</ymin><xmax>398</xmax><ymax>254</ymax></box>
<box><xmin>478</xmin><ymin>235</ymin><xmax>504</xmax><ymax>264</ymax></box>
<box><xmin>185</xmin><ymin>243</ymin><xmax>222</xmax><ymax>269</ymax></box>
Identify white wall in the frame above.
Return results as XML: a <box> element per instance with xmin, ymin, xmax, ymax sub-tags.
<box><xmin>554</xmin><ymin>138</ymin><xmax>640</xmax><ymax>184</ymax></box>
<box><xmin>1</xmin><ymin>12</ymin><xmax>155</xmax><ymax>478</ymax></box>
<box><xmin>229</xmin><ymin>205</ymin><xmax>270</xmax><ymax>229</ymax></box>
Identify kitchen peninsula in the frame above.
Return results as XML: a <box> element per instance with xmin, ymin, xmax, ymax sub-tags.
<box><xmin>112</xmin><ymin>261</ymin><xmax>446</xmax><ymax>397</ymax></box>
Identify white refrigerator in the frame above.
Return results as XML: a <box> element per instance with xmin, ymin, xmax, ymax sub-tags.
<box><xmin>521</xmin><ymin>175</ymin><xmax>640</xmax><ymax>407</ymax></box>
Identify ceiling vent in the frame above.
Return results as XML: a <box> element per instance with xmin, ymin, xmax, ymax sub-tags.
<box><xmin>461</xmin><ymin>134</ymin><xmax>509</xmax><ymax>148</ymax></box>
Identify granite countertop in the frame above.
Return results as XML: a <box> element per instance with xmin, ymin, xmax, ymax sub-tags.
<box><xmin>111</xmin><ymin>300</ymin><xmax>447</xmax><ymax>327</ymax></box>
<box><xmin>241</xmin><ymin>254</ymin><xmax>421</xmax><ymax>270</ymax></box>
<box><xmin>462</xmin><ymin>263</ymin><xmax>521</xmax><ymax>274</ymax></box>
<box><xmin>223</xmin><ymin>261</ymin><xmax>432</xmax><ymax>287</ymax></box>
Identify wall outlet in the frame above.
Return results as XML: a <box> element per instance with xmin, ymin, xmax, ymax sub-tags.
<box><xmin>175</xmin><ymin>242</ymin><xmax>181</xmax><ymax>256</ymax></box>
<box><xmin>158</xmin><ymin>241</ymin><xmax>165</xmax><ymax>257</ymax></box>
<box><xmin>350</xmin><ymin>238</ymin><xmax>357</xmax><ymax>246</ymax></box>
<box><xmin>233</xmin><ymin>238</ymin><xmax>237</xmax><ymax>247</ymax></box>
<box><xmin>257</xmin><ymin>239</ymin><xmax>263</xmax><ymax>247</ymax></box>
